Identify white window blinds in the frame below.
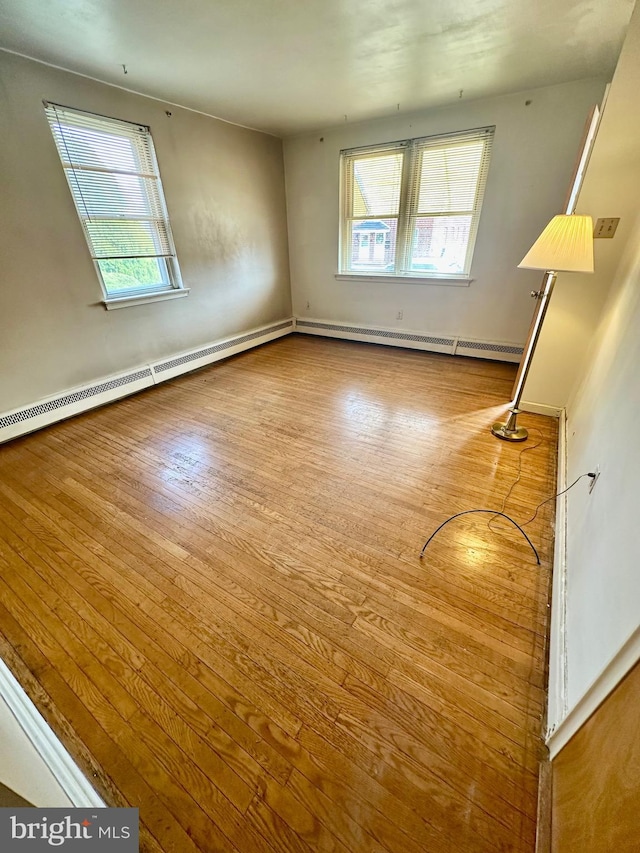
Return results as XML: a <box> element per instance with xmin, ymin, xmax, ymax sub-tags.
<box><xmin>347</xmin><ymin>148</ymin><xmax>405</xmax><ymax>219</ymax></box>
<box><xmin>340</xmin><ymin>127</ymin><xmax>493</xmax><ymax>278</ymax></box>
<box><xmin>45</xmin><ymin>102</ymin><xmax>182</xmax><ymax>298</ymax></box>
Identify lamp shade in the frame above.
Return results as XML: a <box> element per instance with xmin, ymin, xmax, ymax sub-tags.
<box><xmin>518</xmin><ymin>214</ymin><xmax>594</xmax><ymax>272</ymax></box>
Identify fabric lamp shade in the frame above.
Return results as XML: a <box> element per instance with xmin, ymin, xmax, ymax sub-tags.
<box><xmin>518</xmin><ymin>214</ymin><xmax>594</xmax><ymax>272</ymax></box>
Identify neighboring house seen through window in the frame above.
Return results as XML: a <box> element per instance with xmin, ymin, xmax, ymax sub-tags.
<box><xmin>44</xmin><ymin>102</ymin><xmax>184</xmax><ymax>304</ymax></box>
<box><xmin>339</xmin><ymin>127</ymin><xmax>494</xmax><ymax>279</ymax></box>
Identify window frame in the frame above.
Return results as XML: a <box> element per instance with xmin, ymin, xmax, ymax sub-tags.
<box><xmin>44</xmin><ymin>102</ymin><xmax>188</xmax><ymax>309</ymax></box>
<box><xmin>338</xmin><ymin>127</ymin><xmax>494</xmax><ymax>283</ymax></box>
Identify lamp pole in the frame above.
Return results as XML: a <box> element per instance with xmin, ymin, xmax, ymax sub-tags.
<box><xmin>490</xmin><ymin>213</ymin><xmax>594</xmax><ymax>442</ymax></box>
<box><xmin>491</xmin><ymin>271</ymin><xmax>557</xmax><ymax>442</ymax></box>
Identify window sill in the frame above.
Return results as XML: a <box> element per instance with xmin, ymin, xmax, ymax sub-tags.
<box><xmin>335</xmin><ymin>273</ymin><xmax>472</xmax><ymax>287</ymax></box>
<box><xmin>103</xmin><ymin>288</ymin><xmax>190</xmax><ymax>310</ymax></box>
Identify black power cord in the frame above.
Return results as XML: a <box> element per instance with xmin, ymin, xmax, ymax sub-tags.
<box><xmin>521</xmin><ymin>473</ymin><xmax>594</xmax><ymax>527</ymax></box>
<box><xmin>419</xmin><ymin>509</ymin><xmax>541</xmax><ymax>564</ymax></box>
<box><xmin>419</xmin><ymin>443</ymin><xmax>596</xmax><ymax>565</ymax></box>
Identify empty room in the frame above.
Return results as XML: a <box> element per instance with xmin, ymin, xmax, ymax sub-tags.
<box><xmin>1</xmin><ymin>1</ymin><xmax>639</xmax><ymax>851</ymax></box>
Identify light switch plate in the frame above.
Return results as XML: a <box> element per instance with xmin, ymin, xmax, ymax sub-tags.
<box><xmin>594</xmin><ymin>218</ymin><xmax>620</xmax><ymax>238</ymax></box>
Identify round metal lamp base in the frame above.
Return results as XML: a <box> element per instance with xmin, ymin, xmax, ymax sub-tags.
<box><xmin>491</xmin><ymin>422</ymin><xmax>529</xmax><ymax>442</ymax></box>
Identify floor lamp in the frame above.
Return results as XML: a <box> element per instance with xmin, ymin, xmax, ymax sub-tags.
<box><xmin>492</xmin><ymin>214</ymin><xmax>594</xmax><ymax>441</ymax></box>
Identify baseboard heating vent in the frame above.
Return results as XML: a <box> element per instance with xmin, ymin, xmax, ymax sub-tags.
<box><xmin>296</xmin><ymin>319</ymin><xmax>524</xmax><ymax>363</ymax></box>
<box><xmin>151</xmin><ymin>319</ymin><xmax>294</xmax><ymax>381</ymax></box>
<box><xmin>153</xmin><ymin>320</ymin><xmax>292</xmax><ymax>375</ymax></box>
<box><xmin>1</xmin><ymin>318</ymin><xmax>294</xmax><ymax>444</ymax></box>
<box><xmin>295</xmin><ymin>320</ymin><xmax>455</xmax><ymax>353</ymax></box>
<box><xmin>457</xmin><ymin>340</ymin><xmax>523</xmax><ymax>356</ymax></box>
<box><xmin>0</xmin><ymin>368</ymin><xmax>153</xmax><ymax>431</ymax></box>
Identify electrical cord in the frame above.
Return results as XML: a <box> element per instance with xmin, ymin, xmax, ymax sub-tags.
<box><xmin>489</xmin><ymin>429</ymin><xmax>592</xmax><ymax>527</ymax></box>
<box><xmin>487</xmin><ymin>428</ymin><xmax>544</xmax><ymax>536</ymax></box>
<box><xmin>520</xmin><ymin>473</ymin><xmax>593</xmax><ymax>527</ymax></box>
<box><xmin>419</xmin><ymin>509</ymin><xmax>541</xmax><ymax>564</ymax></box>
<box><xmin>494</xmin><ymin>427</ymin><xmax>544</xmax><ymax>517</ymax></box>
<box><xmin>419</xmin><ymin>422</ymin><xmax>596</xmax><ymax>564</ymax></box>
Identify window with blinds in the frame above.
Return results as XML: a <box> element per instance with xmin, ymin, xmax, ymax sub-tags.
<box><xmin>44</xmin><ymin>102</ymin><xmax>183</xmax><ymax>300</ymax></box>
<box><xmin>340</xmin><ymin>127</ymin><xmax>494</xmax><ymax>278</ymax></box>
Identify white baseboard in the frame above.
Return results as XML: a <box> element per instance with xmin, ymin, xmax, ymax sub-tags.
<box><xmin>0</xmin><ymin>319</ymin><xmax>294</xmax><ymax>444</ymax></box>
<box><xmin>547</xmin><ymin>624</ymin><xmax>640</xmax><ymax>758</ymax></box>
<box><xmin>520</xmin><ymin>400</ymin><xmax>563</xmax><ymax>418</ymax></box>
<box><xmin>546</xmin><ymin>408</ymin><xmax>568</xmax><ymax>738</ymax></box>
<box><xmin>546</xmin><ymin>410</ymin><xmax>640</xmax><ymax>758</ymax></box>
<box><xmin>0</xmin><ymin>659</ymin><xmax>104</xmax><ymax>807</ymax></box>
<box><xmin>294</xmin><ymin>317</ymin><xmax>524</xmax><ymax>363</ymax></box>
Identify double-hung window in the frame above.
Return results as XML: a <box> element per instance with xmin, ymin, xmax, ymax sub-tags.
<box><xmin>339</xmin><ymin>127</ymin><xmax>494</xmax><ymax>280</ymax></box>
<box><xmin>44</xmin><ymin>102</ymin><xmax>185</xmax><ymax>306</ymax></box>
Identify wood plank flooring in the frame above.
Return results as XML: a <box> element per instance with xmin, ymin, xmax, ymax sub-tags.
<box><xmin>0</xmin><ymin>335</ymin><xmax>557</xmax><ymax>852</ymax></box>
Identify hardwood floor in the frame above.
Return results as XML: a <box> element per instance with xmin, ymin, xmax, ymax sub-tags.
<box><xmin>0</xmin><ymin>335</ymin><xmax>557</xmax><ymax>852</ymax></box>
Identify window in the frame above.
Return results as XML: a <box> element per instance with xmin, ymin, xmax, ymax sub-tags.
<box><xmin>44</xmin><ymin>102</ymin><xmax>185</xmax><ymax>305</ymax></box>
<box><xmin>339</xmin><ymin>127</ymin><xmax>494</xmax><ymax>279</ymax></box>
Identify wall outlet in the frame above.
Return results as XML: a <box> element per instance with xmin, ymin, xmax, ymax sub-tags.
<box><xmin>396</xmin><ymin>310</ymin><xmax>403</xmax><ymax>320</ymax></box>
<box><xmin>589</xmin><ymin>465</ymin><xmax>600</xmax><ymax>494</ymax></box>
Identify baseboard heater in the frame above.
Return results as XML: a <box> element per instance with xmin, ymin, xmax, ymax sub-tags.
<box><xmin>0</xmin><ymin>319</ymin><xmax>294</xmax><ymax>444</ymax></box>
<box><xmin>295</xmin><ymin>319</ymin><xmax>524</xmax><ymax>362</ymax></box>
<box><xmin>0</xmin><ymin>317</ymin><xmax>524</xmax><ymax>444</ymax></box>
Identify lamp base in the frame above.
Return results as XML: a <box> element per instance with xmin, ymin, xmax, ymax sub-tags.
<box><xmin>491</xmin><ymin>408</ymin><xmax>528</xmax><ymax>442</ymax></box>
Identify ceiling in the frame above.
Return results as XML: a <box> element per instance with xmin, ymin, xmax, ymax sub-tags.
<box><xmin>0</xmin><ymin>0</ymin><xmax>634</xmax><ymax>136</ymax></box>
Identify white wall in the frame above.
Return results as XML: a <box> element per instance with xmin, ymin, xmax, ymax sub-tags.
<box><xmin>564</xmin><ymin>219</ymin><xmax>640</xmax><ymax>709</ymax></box>
<box><xmin>283</xmin><ymin>78</ymin><xmax>606</xmax><ymax>346</ymax></box>
<box><xmin>539</xmin><ymin>4</ymin><xmax>640</xmax><ymax>737</ymax></box>
<box><xmin>523</xmin><ymin>83</ymin><xmax>640</xmax><ymax>408</ymax></box>
<box><xmin>0</xmin><ymin>52</ymin><xmax>291</xmax><ymax>412</ymax></box>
